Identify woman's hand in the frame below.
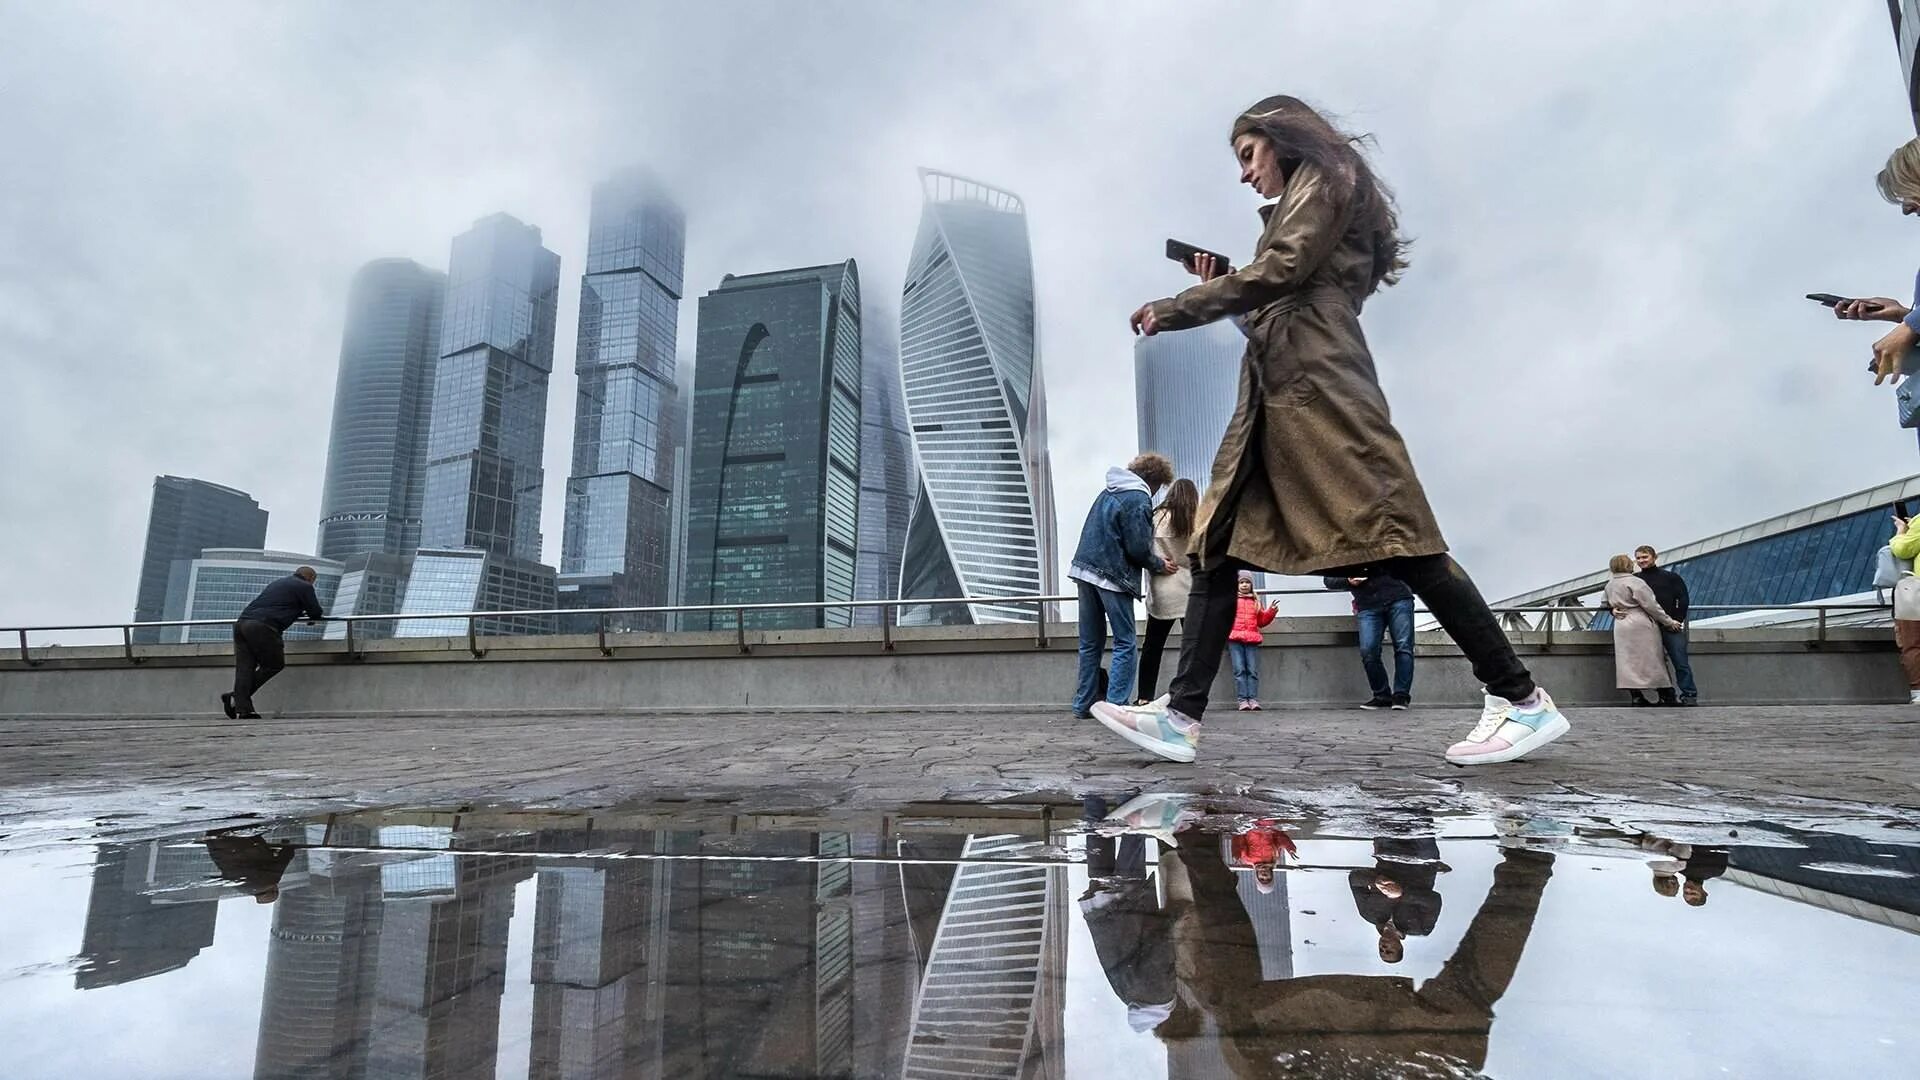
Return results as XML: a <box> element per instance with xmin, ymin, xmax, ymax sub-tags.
<box><xmin>1130</xmin><ymin>302</ymin><xmax>1161</xmax><ymax>337</ymax></box>
<box><xmin>1872</xmin><ymin>322</ymin><xmax>1920</xmax><ymax>384</ymax></box>
<box><xmin>1837</xmin><ymin>297</ymin><xmax>1910</xmax><ymax>322</ymax></box>
<box><xmin>1187</xmin><ymin>252</ymin><xmax>1229</xmax><ymax>282</ymax></box>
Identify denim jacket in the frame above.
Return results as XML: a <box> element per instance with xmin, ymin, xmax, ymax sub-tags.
<box><xmin>1069</xmin><ymin>467</ymin><xmax>1160</xmax><ymax>598</ymax></box>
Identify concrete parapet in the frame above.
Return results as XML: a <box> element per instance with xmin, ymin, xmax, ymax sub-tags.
<box><xmin>0</xmin><ymin>617</ymin><xmax>1903</xmax><ymax>717</ymax></box>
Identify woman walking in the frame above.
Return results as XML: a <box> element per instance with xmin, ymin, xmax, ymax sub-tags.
<box><xmin>1603</xmin><ymin>554</ymin><xmax>1683</xmax><ymax>706</ymax></box>
<box><xmin>1136</xmin><ymin>478</ymin><xmax>1199</xmax><ymax>704</ymax></box>
<box><xmin>1093</xmin><ymin>94</ymin><xmax>1570</xmax><ymax>766</ymax></box>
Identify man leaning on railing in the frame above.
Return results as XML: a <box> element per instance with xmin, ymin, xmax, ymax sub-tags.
<box><xmin>222</xmin><ymin>567</ymin><xmax>325</xmax><ymax>720</ymax></box>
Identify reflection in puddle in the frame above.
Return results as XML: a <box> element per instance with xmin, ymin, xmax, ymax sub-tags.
<box><xmin>1</xmin><ymin>796</ymin><xmax>1916</xmax><ymax>1077</ymax></box>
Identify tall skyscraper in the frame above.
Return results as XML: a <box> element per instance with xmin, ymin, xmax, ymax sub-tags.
<box><xmin>316</xmin><ymin>259</ymin><xmax>446</xmax><ymax>563</ymax></box>
<box><xmin>404</xmin><ymin>213</ymin><xmax>561</xmax><ymax>632</ymax></box>
<box><xmin>682</xmin><ymin>261</ymin><xmax>862</xmax><ymax>630</ymax></box>
<box><xmin>1133</xmin><ymin>320</ymin><xmax>1245</xmax><ymax>486</ymax></box>
<box><xmin>853</xmin><ymin>302</ymin><xmax>914</xmax><ymax>627</ymax></box>
<box><xmin>897</xmin><ymin>170</ymin><xmax>1058</xmax><ymax>626</ymax></box>
<box><xmin>420</xmin><ymin>213</ymin><xmax>560</xmax><ymax>561</ymax></box>
<box><xmin>558</xmin><ymin>173</ymin><xmax>687</xmax><ymax>630</ymax></box>
<box><xmin>132</xmin><ymin>476</ymin><xmax>267</xmax><ymax>642</ymax></box>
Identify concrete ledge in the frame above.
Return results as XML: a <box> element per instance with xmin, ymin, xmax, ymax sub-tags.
<box><xmin>1</xmin><ymin>617</ymin><xmax>1904</xmax><ymax>717</ymax></box>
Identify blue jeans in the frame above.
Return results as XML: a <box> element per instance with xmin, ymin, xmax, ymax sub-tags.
<box><xmin>1660</xmin><ymin>628</ymin><xmax>1697</xmax><ymax>701</ymax></box>
<box><xmin>1356</xmin><ymin>598</ymin><xmax>1416</xmax><ymax>700</ymax></box>
<box><xmin>1074</xmin><ymin>582</ymin><xmax>1138</xmax><ymax>715</ymax></box>
<box><xmin>1228</xmin><ymin>642</ymin><xmax>1260</xmax><ymax>701</ymax></box>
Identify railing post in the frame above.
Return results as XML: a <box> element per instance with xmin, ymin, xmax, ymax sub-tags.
<box><xmin>597</xmin><ymin>612</ymin><xmax>612</xmax><ymax>658</ymax></box>
<box><xmin>1544</xmin><ymin>610</ymin><xmax>1554</xmax><ymax>652</ymax></box>
<box><xmin>345</xmin><ymin>619</ymin><xmax>361</xmax><ymax>662</ymax></box>
<box><xmin>1816</xmin><ymin>606</ymin><xmax>1828</xmax><ymax>648</ymax></box>
<box><xmin>21</xmin><ymin>628</ymin><xmax>38</xmax><ymax>667</ymax></box>
<box><xmin>468</xmin><ymin>616</ymin><xmax>485</xmax><ymax>659</ymax></box>
<box><xmin>1034</xmin><ymin>601</ymin><xmax>1049</xmax><ymax>649</ymax></box>
<box><xmin>736</xmin><ymin>609</ymin><xmax>750</xmax><ymax>655</ymax></box>
<box><xmin>881</xmin><ymin>605</ymin><xmax>894</xmax><ymax>652</ymax></box>
<box><xmin>123</xmin><ymin>624</ymin><xmax>138</xmax><ymax>664</ymax></box>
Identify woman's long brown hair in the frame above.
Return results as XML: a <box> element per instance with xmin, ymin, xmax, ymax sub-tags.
<box><xmin>1156</xmin><ymin>477</ymin><xmax>1199</xmax><ymax>539</ymax></box>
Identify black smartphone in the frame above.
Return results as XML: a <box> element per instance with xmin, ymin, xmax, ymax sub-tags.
<box><xmin>1807</xmin><ymin>292</ymin><xmax>1852</xmax><ymax>307</ymax></box>
<box><xmin>1895</xmin><ymin>500</ymin><xmax>1914</xmax><ymax>519</ymax></box>
<box><xmin>1167</xmin><ymin>238</ymin><xmax>1232</xmax><ymax>273</ymax></box>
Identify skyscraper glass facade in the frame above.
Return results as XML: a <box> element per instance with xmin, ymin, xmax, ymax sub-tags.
<box><xmin>420</xmin><ymin>213</ymin><xmax>561</xmax><ymax>562</ymax></box>
<box><xmin>897</xmin><ymin>170</ymin><xmax>1057</xmax><ymax>626</ymax></box>
<box><xmin>393</xmin><ymin>547</ymin><xmax>556</xmax><ymax>637</ymax></box>
<box><xmin>854</xmin><ymin>303</ymin><xmax>914</xmax><ymax>627</ymax></box>
<box><xmin>683</xmin><ymin>262</ymin><xmax>862</xmax><ymax>630</ymax></box>
<box><xmin>178</xmin><ymin>550</ymin><xmax>342</xmax><ymax>644</ymax></box>
<box><xmin>317</xmin><ymin>259</ymin><xmax>446</xmax><ymax>562</ymax></box>
<box><xmin>1134</xmin><ymin>320</ymin><xmax>1245</xmax><ymax>485</ymax></box>
<box><xmin>132</xmin><ymin>477</ymin><xmax>268</xmax><ymax>642</ymax></box>
<box><xmin>559</xmin><ymin>173</ymin><xmax>687</xmax><ymax>629</ymax></box>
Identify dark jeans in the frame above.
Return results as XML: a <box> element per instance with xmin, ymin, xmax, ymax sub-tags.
<box><xmin>1074</xmin><ymin>582</ymin><xmax>1138</xmax><ymax>715</ymax></box>
<box><xmin>232</xmin><ymin>619</ymin><xmax>285</xmax><ymax>713</ymax></box>
<box><xmin>1169</xmin><ymin>547</ymin><xmax>1533</xmax><ymax>721</ymax></box>
<box><xmin>1357</xmin><ymin>597</ymin><xmax>1416</xmax><ymax>700</ymax></box>
<box><xmin>1660</xmin><ymin>628</ymin><xmax>1697</xmax><ymax>701</ymax></box>
<box><xmin>1136</xmin><ymin>616</ymin><xmax>1177</xmax><ymax>701</ymax></box>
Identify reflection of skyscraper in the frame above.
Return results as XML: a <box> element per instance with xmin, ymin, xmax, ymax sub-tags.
<box><xmin>530</xmin><ymin>861</ymin><xmax>650</xmax><ymax>1078</ymax></box>
<box><xmin>74</xmin><ymin>842</ymin><xmax>219</xmax><ymax>989</ymax></box>
<box><xmin>558</xmin><ymin>173</ymin><xmax>687</xmax><ymax>630</ymax></box>
<box><xmin>682</xmin><ymin>262</ymin><xmax>863</xmax><ymax>630</ymax></box>
<box><xmin>132</xmin><ymin>476</ymin><xmax>268</xmax><ymax>642</ymax></box>
<box><xmin>901</xmin><ymin>834</ymin><xmax>1066</xmax><ymax>1079</ymax></box>
<box><xmin>253</xmin><ymin>847</ymin><xmax>385</xmax><ymax>1080</ymax></box>
<box><xmin>854</xmin><ymin>303</ymin><xmax>914</xmax><ymax>627</ymax></box>
<box><xmin>898</xmin><ymin>170</ymin><xmax>1058</xmax><ymax>626</ymax></box>
<box><xmin>317</xmin><ymin>259</ymin><xmax>447</xmax><ymax>563</ymax></box>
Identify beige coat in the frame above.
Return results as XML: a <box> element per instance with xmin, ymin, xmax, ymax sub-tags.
<box><xmin>1605</xmin><ymin>573</ymin><xmax>1681</xmax><ymax>690</ymax></box>
<box><xmin>1147</xmin><ymin>511</ymin><xmax>1193</xmax><ymax>620</ymax></box>
<box><xmin>1149</xmin><ymin>161</ymin><xmax>1447</xmax><ymax>575</ymax></box>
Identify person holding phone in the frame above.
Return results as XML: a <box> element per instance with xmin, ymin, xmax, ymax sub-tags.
<box><xmin>1888</xmin><ymin>508</ymin><xmax>1920</xmax><ymax>704</ymax></box>
<box><xmin>1093</xmin><ymin>95</ymin><xmax>1569</xmax><ymax>768</ymax></box>
<box><xmin>1829</xmin><ymin>138</ymin><xmax>1920</xmax><ymax>384</ymax></box>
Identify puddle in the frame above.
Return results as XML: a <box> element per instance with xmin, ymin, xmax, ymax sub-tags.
<box><xmin>0</xmin><ymin>795</ymin><xmax>1915</xmax><ymax>1078</ymax></box>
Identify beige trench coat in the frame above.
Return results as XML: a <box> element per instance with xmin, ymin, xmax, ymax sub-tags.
<box><xmin>1605</xmin><ymin>573</ymin><xmax>1681</xmax><ymax>690</ymax></box>
<box><xmin>1147</xmin><ymin>511</ymin><xmax>1193</xmax><ymax>620</ymax></box>
<box><xmin>1149</xmin><ymin>162</ymin><xmax>1447</xmax><ymax>576</ymax></box>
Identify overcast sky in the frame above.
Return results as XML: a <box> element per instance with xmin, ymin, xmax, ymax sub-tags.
<box><xmin>4</xmin><ymin>1</ymin><xmax>1919</xmax><ymax>629</ymax></box>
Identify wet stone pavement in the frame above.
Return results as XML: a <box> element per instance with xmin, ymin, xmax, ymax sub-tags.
<box><xmin>1</xmin><ymin>705</ymin><xmax>1917</xmax><ymax>1077</ymax></box>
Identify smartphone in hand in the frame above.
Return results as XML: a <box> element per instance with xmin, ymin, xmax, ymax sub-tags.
<box><xmin>1166</xmin><ymin>238</ymin><xmax>1232</xmax><ymax>273</ymax></box>
<box><xmin>1806</xmin><ymin>293</ymin><xmax>1852</xmax><ymax>307</ymax></box>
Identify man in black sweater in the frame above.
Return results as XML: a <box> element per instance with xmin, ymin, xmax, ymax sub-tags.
<box><xmin>223</xmin><ymin>567</ymin><xmax>325</xmax><ymax>719</ymax></box>
<box><xmin>1634</xmin><ymin>545</ymin><xmax>1697</xmax><ymax>705</ymax></box>
<box><xmin>1324</xmin><ymin>571</ymin><xmax>1418</xmax><ymax>709</ymax></box>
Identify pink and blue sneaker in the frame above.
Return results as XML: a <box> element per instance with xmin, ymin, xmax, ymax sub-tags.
<box><xmin>1445</xmin><ymin>688</ymin><xmax>1570</xmax><ymax>766</ymax></box>
<box><xmin>1090</xmin><ymin>696</ymin><xmax>1200</xmax><ymax>763</ymax></box>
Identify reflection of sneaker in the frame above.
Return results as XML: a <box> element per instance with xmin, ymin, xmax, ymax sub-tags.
<box><xmin>1091</xmin><ymin>699</ymin><xmax>1200</xmax><ymax>763</ymax></box>
<box><xmin>1104</xmin><ymin>791</ymin><xmax>1200</xmax><ymax>844</ymax></box>
<box><xmin>1445</xmin><ymin>689</ymin><xmax>1570</xmax><ymax>766</ymax></box>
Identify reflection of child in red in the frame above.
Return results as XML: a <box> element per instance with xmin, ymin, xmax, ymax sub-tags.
<box><xmin>1231</xmin><ymin>820</ymin><xmax>1298</xmax><ymax>894</ymax></box>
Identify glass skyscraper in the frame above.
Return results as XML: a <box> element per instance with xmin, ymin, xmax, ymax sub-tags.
<box><xmin>1134</xmin><ymin>320</ymin><xmax>1246</xmax><ymax>486</ymax></box>
<box><xmin>132</xmin><ymin>476</ymin><xmax>268</xmax><ymax>642</ymax></box>
<box><xmin>558</xmin><ymin>172</ymin><xmax>687</xmax><ymax>630</ymax></box>
<box><xmin>897</xmin><ymin>170</ymin><xmax>1058</xmax><ymax>626</ymax></box>
<box><xmin>682</xmin><ymin>261</ymin><xmax>862</xmax><ymax>630</ymax></box>
<box><xmin>316</xmin><ymin>258</ymin><xmax>446</xmax><ymax>562</ymax></box>
<box><xmin>854</xmin><ymin>302</ymin><xmax>914</xmax><ymax>627</ymax></box>
<box><xmin>420</xmin><ymin>213</ymin><xmax>560</xmax><ymax>562</ymax></box>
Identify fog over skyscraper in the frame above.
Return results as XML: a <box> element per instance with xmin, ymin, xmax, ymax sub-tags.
<box><xmin>854</xmin><ymin>300</ymin><xmax>913</xmax><ymax>626</ymax></box>
<box><xmin>559</xmin><ymin>173</ymin><xmax>687</xmax><ymax>629</ymax></box>
<box><xmin>897</xmin><ymin>170</ymin><xmax>1057</xmax><ymax>626</ymax></box>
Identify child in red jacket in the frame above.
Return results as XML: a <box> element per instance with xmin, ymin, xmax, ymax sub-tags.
<box><xmin>1229</xmin><ymin>571</ymin><xmax>1279</xmax><ymax>710</ymax></box>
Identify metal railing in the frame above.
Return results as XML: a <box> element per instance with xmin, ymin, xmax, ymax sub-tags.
<box><xmin>2</xmin><ymin>593</ymin><xmax>1892</xmax><ymax>667</ymax></box>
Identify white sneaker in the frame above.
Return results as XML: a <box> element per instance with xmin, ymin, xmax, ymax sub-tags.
<box><xmin>1909</xmin><ymin>690</ymin><xmax>1920</xmax><ymax>706</ymax></box>
<box><xmin>1445</xmin><ymin>689</ymin><xmax>1571</xmax><ymax>766</ymax></box>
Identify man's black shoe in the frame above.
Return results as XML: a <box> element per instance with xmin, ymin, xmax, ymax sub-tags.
<box><xmin>236</xmin><ymin>710</ymin><xmax>262</xmax><ymax>720</ymax></box>
<box><xmin>1359</xmin><ymin>697</ymin><xmax>1392</xmax><ymax>710</ymax></box>
<box><xmin>220</xmin><ymin>693</ymin><xmax>237</xmax><ymax>720</ymax></box>
<box><xmin>1391</xmin><ymin>695</ymin><xmax>1412</xmax><ymax>711</ymax></box>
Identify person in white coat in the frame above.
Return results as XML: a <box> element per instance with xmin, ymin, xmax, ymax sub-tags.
<box><xmin>1136</xmin><ymin>479</ymin><xmax>1199</xmax><ymax>704</ymax></box>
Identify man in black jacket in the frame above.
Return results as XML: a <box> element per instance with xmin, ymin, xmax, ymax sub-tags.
<box><xmin>223</xmin><ymin>567</ymin><xmax>326</xmax><ymax>719</ymax></box>
<box><xmin>1635</xmin><ymin>546</ymin><xmax>1697</xmax><ymax>705</ymax></box>
<box><xmin>1324</xmin><ymin>572</ymin><xmax>1417</xmax><ymax>709</ymax></box>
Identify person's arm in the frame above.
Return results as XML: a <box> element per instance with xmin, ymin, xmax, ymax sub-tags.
<box><xmin>1147</xmin><ymin>162</ymin><xmax>1351</xmax><ymax>332</ymax></box>
<box><xmin>1321</xmin><ymin>576</ymin><xmax>1352</xmax><ymax>592</ymax></box>
<box><xmin>1634</xmin><ymin>580</ymin><xmax>1681</xmax><ymax>631</ymax></box>
<box><xmin>1672</xmin><ymin>574</ymin><xmax>1690</xmax><ymax>624</ymax></box>
<box><xmin>1255</xmin><ymin>602</ymin><xmax>1278</xmax><ymax>628</ymax></box>
<box><xmin>298</xmin><ymin>580</ymin><xmax>326</xmax><ymax>621</ymax></box>
<box><xmin>1120</xmin><ymin>495</ymin><xmax>1161</xmax><ymax>572</ymax></box>
<box><xmin>1891</xmin><ymin>515</ymin><xmax>1920</xmax><ymax>562</ymax></box>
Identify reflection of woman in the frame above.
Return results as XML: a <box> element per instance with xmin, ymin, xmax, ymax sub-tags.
<box><xmin>1603</xmin><ymin>554</ymin><xmax>1683</xmax><ymax>706</ymax></box>
<box><xmin>1095</xmin><ymin>95</ymin><xmax>1569</xmax><ymax>768</ymax></box>
<box><xmin>1137</xmin><ymin>478</ymin><xmax>1199</xmax><ymax>704</ymax></box>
